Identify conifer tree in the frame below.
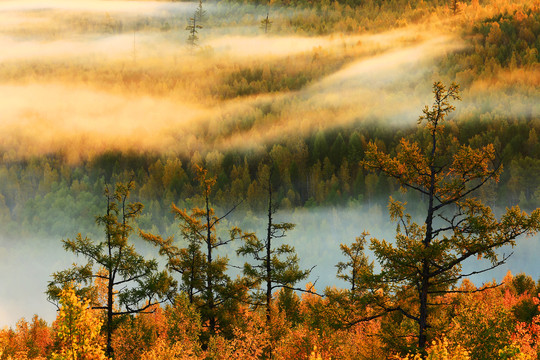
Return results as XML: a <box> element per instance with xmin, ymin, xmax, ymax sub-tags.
<box><xmin>186</xmin><ymin>0</ymin><xmax>205</xmax><ymax>48</ymax></box>
<box><xmin>141</xmin><ymin>166</ymin><xmax>249</xmax><ymax>339</ymax></box>
<box><xmin>195</xmin><ymin>0</ymin><xmax>207</xmax><ymax>25</ymax></box>
<box><xmin>237</xmin><ymin>166</ymin><xmax>310</xmax><ymax>326</ymax></box>
<box><xmin>237</xmin><ymin>165</ymin><xmax>311</xmax><ymax>358</ymax></box>
<box><xmin>48</xmin><ymin>181</ymin><xmax>176</xmax><ymax>356</ymax></box>
<box><xmin>260</xmin><ymin>11</ymin><xmax>272</xmax><ymax>34</ymax></box>
<box><xmin>186</xmin><ymin>17</ymin><xmax>202</xmax><ymax>48</ymax></box>
<box><xmin>335</xmin><ymin>231</ymin><xmax>374</xmax><ymax>300</ymax></box>
<box><xmin>354</xmin><ymin>82</ymin><xmax>540</xmax><ymax>350</ymax></box>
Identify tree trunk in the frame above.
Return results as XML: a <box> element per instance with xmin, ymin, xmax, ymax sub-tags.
<box><xmin>205</xmin><ymin>191</ymin><xmax>216</xmax><ymax>334</ymax></box>
<box><xmin>106</xmin><ymin>277</ymin><xmax>114</xmax><ymax>356</ymax></box>
<box><xmin>189</xmin><ymin>254</ymin><xmax>195</xmax><ymax>304</ymax></box>
<box><xmin>266</xmin><ymin>172</ymin><xmax>274</xmax><ymax>359</ymax></box>
<box><xmin>418</xmin><ymin>259</ymin><xmax>429</xmax><ymax>349</ymax></box>
<box><xmin>105</xmin><ymin>194</ymin><xmax>114</xmax><ymax>357</ymax></box>
<box><xmin>418</xmin><ymin>118</ymin><xmax>438</xmax><ymax>349</ymax></box>
<box><xmin>266</xmin><ymin>176</ymin><xmax>273</xmax><ymax>327</ymax></box>
<box><xmin>419</xmin><ymin>197</ymin><xmax>434</xmax><ymax>349</ymax></box>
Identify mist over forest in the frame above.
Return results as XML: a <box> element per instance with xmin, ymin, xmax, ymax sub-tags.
<box><xmin>1</xmin><ymin>0</ymin><xmax>540</xmax><ymax>358</ymax></box>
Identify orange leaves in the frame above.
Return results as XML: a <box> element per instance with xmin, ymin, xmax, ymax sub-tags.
<box><xmin>388</xmin><ymin>197</ymin><xmax>406</xmax><ymax>222</ymax></box>
<box><xmin>206</xmin><ymin>313</ymin><xmax>270</xmax><ymax>360</ymax></box>
<box><xmin>362</xmin><ymin>83</ymin><xmax>488</xmax><ymax>208</ymax></box>
<box><xmin>195</xmin><ymin>165</ymin><xmax>217</xmax><ymax>198</ymax></box>
<box><xmin>359</xmin><ymin>82</ymin><xmax>540</xmax><ymax>351</ymax></box>
<box><xmin>448</xmin><ymin>144</ymin><xmax>496</xmax><ymax>178</ymax></box>
<box><xmin>111</xmin><ymin>298</ymin><xmax>203</xmax><ymax>360</ymax></box>
<box><xmin>0</xmin><ymin>316</ymin><xmax>52</xmax><ymax>360</ymax></box>
<box><xmin>502</xmin><ymin>206</ymin><xmax>540</xmax><ymax>237</ymax></box>
<box><xmin>363</xmin><ymin>139</ymin><xmax>431</xmax><ymax>191</ymax></box>
<box><xmin>418</xmin><ymin>82</ymin><xmax>461</xmax><ymax>134</ymax></box>
<box><xmin>365</xmin><ymin>138</ymin><xmax>500</xmax><ymax>204</ymax></box>
<box><xmin>487</xmin><ymin>22</ymin><xmax>503</xmax><ymax>45</ymax></box>
<box><xmin>170</xmin><ymin>203</ymin><xmax>213</xmax><ymax>244</ymax></box>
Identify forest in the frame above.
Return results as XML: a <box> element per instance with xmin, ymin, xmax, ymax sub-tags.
<box><xmin>1</xmin><ymin>0</ymin><xmax>540</xmax><ymax>358</ymax></box>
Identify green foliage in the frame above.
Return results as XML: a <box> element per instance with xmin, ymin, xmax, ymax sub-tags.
<box><xmin>186</xmin><ymin>16</ymin><xmax>203</xmax><ymax>48</ymax></box>
<box><xmin>335</xmin><ymin>231</ymin><xmax>374</xmax><ymax>299</ymax></box>
<box><xmin>237</xmin><ymin>166</ymin><xmax>310</xmax><ymax>343</ymax></box>
<box><xmin>0</xmin><ymin>109</ymin><xmax>538</xmax><ymax>240</ymax></box>
<box><xmin>47</xmin><ymin>181</ymin><xmax>176</xmax><ymax>355</ymax></box>
<box><xmin>358</xmin><ymin>82</ymin><xmax>540</xmax><ymax>350</ymax></box>
<box><xmin>475</xmin><ymin>9</ymin><xmax>540</xmax><ymax>68</ymax></box>
<box><xmin>260</xmin><ymin>11</ymin><xmax>272</xmax><ymax>33</ymax></box>
<box><xmin>442</xmin><ymin>5</ymin><xmax>540</xmax><ymax>84</ymax></box>
<box><xmin>276</xmin><ymin>287</ymin><xmax>303</xmax><ymax>326</ymax></box>
<box><xmin>142</xmin><ymin>166</ymin><xmax>251</xmax><ymax>341</ymax></box>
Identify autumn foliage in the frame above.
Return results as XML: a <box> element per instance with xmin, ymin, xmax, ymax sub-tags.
<box><xmin>2</xmin><ymin>79</ymin><xmax>539</xmax><ymax>359</ymax></box>
<box><xmin>50</xmin><ymin>288</ymin><xmax>107</xmax><ymax>360</ymax></box>
<box><xmin>4</xmin><ymin>273</ymin><xmax>540</xmax><ymax>359</ymax></box>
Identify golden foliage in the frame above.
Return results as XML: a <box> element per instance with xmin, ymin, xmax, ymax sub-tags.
<box><xmin>395</xmin><ymin>338</ymin><xmax>470</xmax><ymax>360</ymax></box>
<box><xmin>51</xmin><ymin>288</ymin><xmax>107</xmax><ymax>360</ymax></box>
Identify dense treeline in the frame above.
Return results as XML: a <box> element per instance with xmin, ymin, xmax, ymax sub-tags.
<box><xmin>0</xmin><ymin>111</ymin><xmax>538</xmax><ymax>238</ymax></box>
<box><xmin>0</xmin><ymin>0</ymin><xmax>441</xmax><ymax>38</ymax></box>
<box><xmin>443</xmin><ymin>5</ymin><xmax>540</xmax><ymax>82</ymax></box>
<box><xmin>218</xmin><ymin>0</ymin><xmax>456</xmax><ymax>34</ymax></box>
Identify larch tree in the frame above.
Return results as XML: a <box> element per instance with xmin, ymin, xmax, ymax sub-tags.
<box><xmin>195</xmin><ymin>0</ymin><xmax>207</xmax><ymax>25</ymax></box>
<box><xmin>335</xmin><ymin>231</ymin><xmax>375</xmax><ymax>300</ymax></box>
<box><xmin>186</xmin><ymin>16</ymin><xmax>202</xmax><ymax>48</ymax></box>
<box><xmin>141</xmin><ymin>166</ymin><xmax>249</xmax><ymax>339</ymax></box>
<box><xmin>141</xmin><ymin>228</ymin><xmax>206</xmax><ymax>306</ymax></box>
<box><xmin>186</xmin><ymin>0</ymin><xmax>205</xmax><ymax>48</ymax></box>
<box><xmin>237</xmin><ymin>166</ymin><xmax>311</xmax><ymax>327</ymax></box>
<box><xmin>324</xmin><ymin>231</ymin><xmax>379</xmax><ymax>330</ymax></box>
<box><xmin>260</xmin><ymin>11</ymin><xmax>272</xmax><ymax>34</ymax></box>
<box><xmin>451</xmin><ymin>0</ymin><xmax>459</xmax><ymax>15</ymax></box>
<box><xmin>356</xmin><ymin>82</ymin><xmax>540</xmax><ymax>350</ymax></box>
<box><xmin>47</xmin><ymin>181</ymin><xmax>176</xmax><ymax>357</ymax></box>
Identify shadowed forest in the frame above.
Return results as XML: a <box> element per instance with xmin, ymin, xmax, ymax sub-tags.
<box><xmin>1</xmin><ymin>0</ymin><xmax>540</xmax><ymax>359</ymax></box>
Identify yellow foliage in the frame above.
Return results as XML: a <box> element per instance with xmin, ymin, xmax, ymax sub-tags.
<box><xmin>52</xmin><ymin>288</ymin><xmax>108</xmax><ymax>360</ymax></box>
<box><xmin>205</xmin><ymin>312</ymin><xmax>270</xmax><ymax>360</ymax></box>
<box><xmin>309</xmin><ymin>346</ymin><xmax>328</xmax><ymax>360</ymax></box>
<box><xmin>394</xmin><ymin>338</ymin><xmax>469</xmax><ymax>360</ymax></box>
<box><xmin>139</xmin><ymin>338</ymin><xmax>198</xmax><ymax>360</ymax></box>
<box><xmin>498</xmin><ymin>344</ymin><xmax>535</xmax><ymax>360</ymax></box>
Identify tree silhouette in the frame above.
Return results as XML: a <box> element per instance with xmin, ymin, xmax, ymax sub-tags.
<box><xmin>237</xmin><ymin>165</ymin><xmax>311</xmax><ymax>358</ymax></box>
<box><xmin>237</xmin><ymin>166</ymin><xmax>310</xmax><ymax>322</ymax></box>
<box><xmin>186</xmin><ymin>16</ymin><xmax>202</xmax><ymax>48</ymax></box>
<box><xmin>195</xmin><ymin>0</ymin><xmax>207</xmax><ymax>25</ymax></box>
<box><xmin>186</xmin><ymin>0</ymin><xmax>206</xmax><ymax>49</ymax></box>
<box><xmin>336</xmin><ymin>232</ymin><xmax>374</xmax><ymax>299</ymax></box>
<box><xmin>261</xmin><ymin>11</ymin><xmax>272</xmax><ymax>34</ymax></box>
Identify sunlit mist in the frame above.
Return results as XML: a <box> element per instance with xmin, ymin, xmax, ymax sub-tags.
<box><xmin>0</xmin><ymin>1</ymin><xmax>537</xmax><ymax>162</ymax></box>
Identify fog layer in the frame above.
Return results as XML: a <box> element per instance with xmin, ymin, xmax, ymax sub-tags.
<box><xmin>3</xmin><ymin>1</ymin><xmax>536</xmax><ymax>161</ymax></box>
<box><xmin>1</xmin><ymin>205</ymin><xmax>537</xmax><ymax>327</ymax></box>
